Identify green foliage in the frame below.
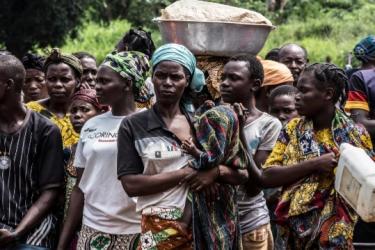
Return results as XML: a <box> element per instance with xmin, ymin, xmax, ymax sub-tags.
<box><xmin>207</xmin><ymin>0</ymin><xmax>266</xmax><ymax>13</ymax></box>
<box><xmin>60</xmin><ymin>20</ymin><xmax>131</xmax><ymax>63</ymax></box>
<box><xmin>0</xmin><ymin>0</ymin><xmax>89</xmax><ymax>57</ymax></box>
<box><xmin>60</xmin><ymin>0</ymin><xmax>375</xmax><ymax>67</ymax></box>
<box><xmin>60</xmin><ymin>20</ymin><xmax>161</xmax><ymax>63</ymax></box>
<box><xmin>4</xmin><ymin>0</ymin><xmax>374</xmax><ymax>61</ymax></box>
<box><xmin>85</xmin><ymin>0</ymin><xmax>131</xmax><ymax>23</ymax></box>
<box><xmin>260</xmin><ymin>1</ymin><xmax>375</xmax><ymax>66</ymax></box>
<box><xmin>126</xmin><ymin>0</ymin><xmax>173</xmax><ymax>29</ymax></box>
<box><xmin>274</xmin><ymin>0</ymin><xmax>363</xmax><ymax>23</ymax></box>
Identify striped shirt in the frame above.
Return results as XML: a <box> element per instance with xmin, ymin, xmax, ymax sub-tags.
<box><xmin>0</xmin><ymin>110</ymin><xmax>64</xmax><ymax>248</ymax></box>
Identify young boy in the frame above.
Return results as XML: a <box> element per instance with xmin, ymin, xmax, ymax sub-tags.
<box><xmin>220</xmin><ymin>55</ymin><xmax>282</xmax><ymax>250</ymax></box>
<box><xmin>268</xmin><ymin>85</ymin><xmax>299</xmax><ymax>125</ymax></box>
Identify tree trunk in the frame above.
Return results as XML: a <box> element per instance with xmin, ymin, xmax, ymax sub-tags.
<box><xmin>268</xmin><ymin>0</ymin><xmax>288</xmax><ymax>12</ymax></box>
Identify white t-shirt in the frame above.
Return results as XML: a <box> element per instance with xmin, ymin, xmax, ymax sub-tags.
<box><xmin>74</xmin><ymin>111</ymin><xmax>140</xmax><ymax>234</ymax></box>
<box><xmin>237</xmin><ymin>112</ymin><xmax>282</xmax><ymax>233</ymax></box>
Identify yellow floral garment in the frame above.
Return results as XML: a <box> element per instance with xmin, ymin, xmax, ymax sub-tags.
<box><xmin>26</xmin><ymin>101</ymin><xmax>79</xmax><ymax>148</ymax></box>
<box><xmin>136</xmin><ymin>101</ymin><xmax>152</xmax><ymax>109</ymax></box>
<box><xmin>264</xmin><ymin>109</ymin><xmax>374</xmax><ymax>249</ymax></box>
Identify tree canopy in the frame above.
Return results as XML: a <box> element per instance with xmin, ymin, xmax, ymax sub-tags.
<box><xmin>0</xmin><ymin>0</ymin><xmax>90</xmax><ymax>57</ymax></box>
<box><xmin>1</xmin><ymin>0</ymin><xmax>374</xmax><ymax>59</ymax></box>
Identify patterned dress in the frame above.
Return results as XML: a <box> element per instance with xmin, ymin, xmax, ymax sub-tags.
<box><xmin>191</xmin><ymin>102</ymin><xmax>248</xmax><ymax>250</ymax></box>
<box><xmin>26</xmin><ymin>101</ymin><xmax>79</xmax><ymax>148</ymax></box>
<box><xmin>264</xmin><ymin>109</ymin><xmax>374</xmax><ymax>249</ymax></box>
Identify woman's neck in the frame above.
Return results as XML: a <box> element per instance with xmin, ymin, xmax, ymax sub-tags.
<box><xmin>155</xmin><ymin>102</ymin><xmax>182</xmax><ymax>119</ymax></box>
<box><xmin>312</xmin><ymin>105</ymin><xmax>336</xmax><ymax>130</ymax></box>
<box><xmin>45</xmin><ymin>98</ymin><xmax>70</xmax><ymax>116</ymax></box>
<box><xmin>111</xmin><ymin>96</ymin><xmax>137</xmax><ymax>116</ymax></box>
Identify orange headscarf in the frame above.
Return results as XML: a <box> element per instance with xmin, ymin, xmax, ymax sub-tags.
<box><xmin>261</xmin><ymin>59</ymin><xmax>294</xmax><ymax>86</ymax></box>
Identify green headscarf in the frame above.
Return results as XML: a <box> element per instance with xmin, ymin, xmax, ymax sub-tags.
<box><xmin>151</xmin><ymin>43</ymin><xmax>205</xmax><ymax>94</ymax></box>
<box><xmin>101</xmin><ymin>51</ymin><xmax>152</xmax><ymax>103</ymax></box>
<box><xmin>44</xmin><ymin>48</ymin><xmax>83</xmax><ymax>78</ymax></box>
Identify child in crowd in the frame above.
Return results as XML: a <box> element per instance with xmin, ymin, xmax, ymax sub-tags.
<box><xmin>268</xmin><ymin>85</ymin><xmax>299</xmax><ymax>125</ymax></box>
<box><xmin>220</xmin><ymin>55</ymin><xmax>282</xmax><ymax>250</ymax></box>
<box><xmin>64</xmin><ymin>89</ymin><xmax>103</xmax><ymax>249</ymax></box>
<box><xmin>65</xmin><ymin>89</ymin><xmax>103</xmax><ymax>215</ymax></box>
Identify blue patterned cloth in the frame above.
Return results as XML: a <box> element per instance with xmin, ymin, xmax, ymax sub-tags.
<box><xmin>353</xmin><ymin>35</ymin><xmax>375</xmax><ymax>63</ymax></box>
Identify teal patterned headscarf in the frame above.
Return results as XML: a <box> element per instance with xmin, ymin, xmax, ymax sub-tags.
<box><xmin>151</xmin><ymin>43</ymin><xmax>205</xmax><ymax>94</ymax></box>
<box><xmin>102</xmin><ymin>51</ymin><xmax>152</xmax><ymax>103</ymax></box>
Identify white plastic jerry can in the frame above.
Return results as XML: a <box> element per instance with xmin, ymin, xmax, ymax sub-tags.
<box><xmin>335</xmin><ymin>143</ymin><xmax>375</xmax><ymax>222</ymax></box>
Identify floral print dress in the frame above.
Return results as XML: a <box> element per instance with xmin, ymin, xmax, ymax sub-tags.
<box><xmin>264</xmin><ymin>109</ymin><xmax>374</xmax><ymax>249</ymax></box>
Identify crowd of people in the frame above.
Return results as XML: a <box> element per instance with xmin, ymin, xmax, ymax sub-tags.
<box><xmin>0</xmin><ymin>26</ymin><xmax>375</xmax><ymax>250</ymax></box>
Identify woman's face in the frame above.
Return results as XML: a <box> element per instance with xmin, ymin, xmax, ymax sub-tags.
<box><xmin>96</xmin><ymin>65</ymin><xmax>127</xmax><ymax>106</ymax></box>
<box><xmin>295</xmin><ymin>70</ymin><xmax>330</xmax><ymax>117</ymax></box>
<box><xmin>45</xmin><ymin>63</ymin><xmax>78</xmax><ymax>103</ymax></box>
<box><xmin>69</xmin><ymin>100</ymin><xmax>100</xmax><ymax>133</ymax></box>
<box><xmin>23</xmin><ymin>69</ymin><xmax>48</xmax><ymax>102</ymax></box>
<box><xmin>152</xmin><ymin>61</ymin><xmax>189</xmax><ymax>105</ymax></box>
<box><xmin>80</xmin><ymin>57</ymin><xmax>97</xmax><ymax>88</ymax></box>
<box><xmin>269</xmin><ymin>94</ymin><xmax>298</xmax><ymax>125</ymax></box>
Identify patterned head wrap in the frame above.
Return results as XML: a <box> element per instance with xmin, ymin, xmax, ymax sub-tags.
<box><xmin>151</xmin><ymin>43</ymin><xmax>205</xmax><ymax>94</ymax></box>
<box><xmin>101</xmin><ymin>51</ymin><xmax>152</xmax><ymax>103</ymax></box>
<box><xmin>22</xmin><ymin>53</ymin><xmax>45</xmax><ymax>71</ymax></box>
<box><xmin>261</xmin><ymin>59</ymin><xmax>294</xmax><ymax>86</ymax></box>
<box><xmin>71</xmin><ymin>89</ymin><xmax>101</xmax><ymax>111</ymax></box>
<box><xmin>353</xmin><ymin>35</ymin><xmax>375</xmax><ymax>63</ymax></box>
<box><xmin>44</xmin><ymin>48</ymin><xmax>83</xmax><ymax>78</ymax></box>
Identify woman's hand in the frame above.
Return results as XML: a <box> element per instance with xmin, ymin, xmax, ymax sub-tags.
<box><xmin>314</xmin><ymin>152</ymin><xmax>337</xmax><ymax>173</ymax></box>
<box><xmin>179</xmin><ymin>166</ymin><xmax>198</xmax><ymax>185</ymax></box>
<box><xmin>184</xmin><ymin>167</ymin><xmax>219</xmax><ymax>192</ymax></box>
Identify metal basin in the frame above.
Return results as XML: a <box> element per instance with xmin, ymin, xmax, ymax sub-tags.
<box><xmin>155</xmin><ymin>19</ymin><xmax>274</xmax><ymax>56</ymax></box>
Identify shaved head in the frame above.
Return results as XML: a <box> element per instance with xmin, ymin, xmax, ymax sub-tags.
<box><xmin>279</xmin><ymin>43</ymin><xmax>308</xmax><ymax>84</ymax></box>
<box><xmin>0</xmin><ymin>55</ymin><xmax>26</xmax><ymax>93</ymax></box>
<box><xmin>279</xmin><ymin>44</ymin><xmax>308</xmax><ymax>59</ymax></box>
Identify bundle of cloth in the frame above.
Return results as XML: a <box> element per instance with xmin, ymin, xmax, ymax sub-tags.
<box><xmin>190</xmin><ymin>100</ymin><xmax>249</xmax><ymax>250</ymax></box>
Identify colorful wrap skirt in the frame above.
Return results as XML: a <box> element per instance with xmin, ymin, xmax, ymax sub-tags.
<box><xmin>77</xmin><ymin>225</ymin><xmax>139</xmax><ymax>250</ymax></box>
